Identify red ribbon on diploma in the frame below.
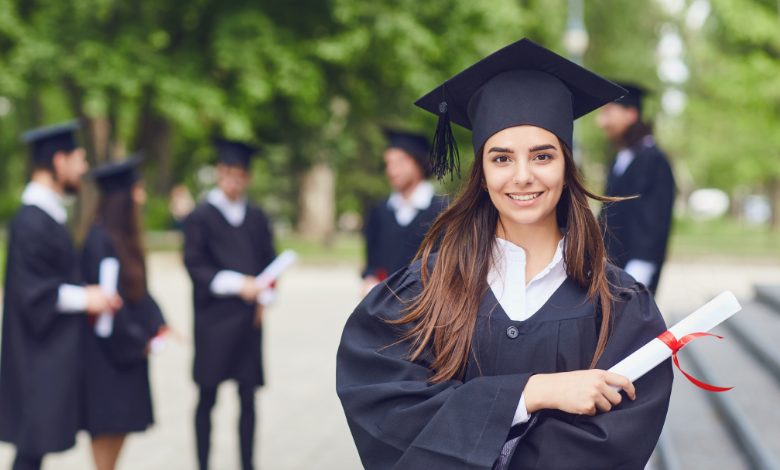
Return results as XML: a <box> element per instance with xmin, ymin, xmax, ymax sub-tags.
<box><xmin>657</xmin><ymin>330</ymin><xmax>734</xmax><ymax>392</ymax></box>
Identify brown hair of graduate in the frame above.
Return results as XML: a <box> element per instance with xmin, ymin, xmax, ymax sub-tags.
<box><xmin>95</xmin><ymin>187</ymin><xmax>147</xmax><ymax>303</ymax></box>
<box><xmin>389</xmin><ymin>142</ymin><xmax>622</xmax><ymax>384</ymax></box>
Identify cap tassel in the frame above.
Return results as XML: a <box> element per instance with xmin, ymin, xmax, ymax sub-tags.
<box><xmin>430</xmin><ymin>101</ymin><xmax>460</xmax><ymax>180</ymax></box>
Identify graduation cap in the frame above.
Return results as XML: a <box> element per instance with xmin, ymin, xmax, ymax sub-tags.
<box><xmin>90</xmin><ymin>155</ymin><xmax>143</xmax><ymax>194</ymax></box>
<box><xmin>21</xmin><ymin>120</ymin><xmax>80</xmax><ymax>164</ymax></box>
<box><xmin>383</xmin><ymin>129</ymin><xmax>432</xmax><ymax>178</ymax></box>
<box><xmin>415</xmin><ymin>38</ymin><xmax>626</xmax><ymax>179</ymax></box>
<box><xmin>213</xmin><ymin>138</ymin><xmax>259</xmax><ymax>169</ymax></box>
<box><xmin>613</xmin><ymin>82</ymin><xmax>648</xmax><ymax>114</ymax></box>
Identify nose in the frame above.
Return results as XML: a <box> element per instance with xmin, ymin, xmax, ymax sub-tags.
<box><xmin>512</xmin><ymin>159</ymin><xmax>533</xmax><ymax>185</ymax></box>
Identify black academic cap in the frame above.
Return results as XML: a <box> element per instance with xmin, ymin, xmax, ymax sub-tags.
<box><xmin>613</xmin><ymin>82</ymin><xmax>647</xmax><ymax>114</ymax></box>
<box><xmin>415</xmin><ymin>38</ymin><xmax>626</xmax><ymax>179</ymax></box>
<box><xmin>21</xmin><ymin>120</ymin><xmax>80</xmax><ymax>164</ymax></box>
<box><xmin>90</xmin><ymin>155</ymin><xmax>143</xmax><ymax>194</ymax></box>
<box><xmin>383</xmin><ymin>129</ymin><xmax>432</xmax><ymax>178</ymax></box>
<box><xmin>213</xmin><ymin>138</ymin><xmax>259</xmax><ymax>169</ymax></box>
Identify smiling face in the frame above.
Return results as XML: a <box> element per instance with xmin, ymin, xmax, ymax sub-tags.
<box><xmin>482</xmin><ymin>125</ymin><xmax>565</xmax><ymax>232</ymax></box>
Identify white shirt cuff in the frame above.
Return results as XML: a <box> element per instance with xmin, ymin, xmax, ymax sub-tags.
<box><xmin>210</xmin><ymin>270</ymin><xmax>246</xmax><ymax>296</ymax></box>
<box><xmin>512</xmin><ymin>393</ymin><xmax>531</xmax><ymax>425</ymax></box>
<box><xmin>57</xmin><ymin>284</ymin><xmax>88</xmax><ymax>313</ymax></box>
<box><xmin>624</xmin><ymin>259</ymin><xmax>656</xmax><ymax>287</ymax></box>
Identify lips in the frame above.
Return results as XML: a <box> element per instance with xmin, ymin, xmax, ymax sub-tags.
<box><xmin>507</xmin><ymin>192</ymin><xmax>542</xmax><ymax>201</ymax></box>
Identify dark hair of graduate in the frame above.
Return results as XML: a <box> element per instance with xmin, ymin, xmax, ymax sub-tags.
<box><xmin>389</xmin><ymin>141</ymin><xmax>620</xmax><ymax>384</ymax></box>
<box><xmin>95</xmin><ymin>185</ymin><xmax>147</xmax><ymax>303</ymax></box>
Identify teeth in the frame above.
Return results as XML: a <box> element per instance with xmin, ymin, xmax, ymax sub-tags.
<box><xmin>508</xmin><ymin>192</ymin><xmax>541</xmax><ymax>201</ymax></box>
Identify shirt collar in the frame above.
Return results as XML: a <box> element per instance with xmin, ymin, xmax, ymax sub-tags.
<box><xmin>387</xmin><ymin>181</ymin><xmax>435</xmax><ymax>211</ymax></box>
<box><xmin>207</xmin><ymin>188</ymin><xmax>247</xmax><ymax>227</ymax></box>
<box><xmin>491</xmin><ymin>236</ymin><xmax>566</xmax><ymax>284</ymax></box>
<box><xmin>21</xmin><ymin>182</ymin><xmax>67</xmax><ymax>224</ymax></box>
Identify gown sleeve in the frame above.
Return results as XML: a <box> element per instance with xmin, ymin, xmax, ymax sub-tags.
<box><xmin>183</xmin><ymin>209</ymin><xmax>220</xmax><ymax>292</ymax></box>
<box><xmin>506</xmin><ymin>283</ymin><xmax>673</xmax><ymax>469</ymax></box>
<box><xmin>14</xmin><ymin>216</ymin><xmax>71</xmax><ymax>337</ymax></box>
<box><xmin>361</xmin><ymin>205</ymin><xmax>380</xmax><ymax>279</ymax></box>
<box><xmin>336</xmin><ymin>266</ymin><xmax>530</xmax><ymax>470</ymax></box>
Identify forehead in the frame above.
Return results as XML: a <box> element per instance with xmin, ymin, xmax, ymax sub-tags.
<box><xmin>484</xmin><ymin>125</ymin><xmax>559</xmax><ymax>148</ymax></box>
<box><xmin>383</xmin><ymin>147</ymin><xmax>416</xmax><ymax>163</ymax></box>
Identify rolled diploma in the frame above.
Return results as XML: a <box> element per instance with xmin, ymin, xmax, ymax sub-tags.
<box><xmin>95</xmin><ymin>257</ymin><xmax>120</xmax><ymax>338</ymax></box>
<box><xmin>609</xmin><ymin>291</ymin><xmax>742</xmax><ymax>383</ymax></box>
<box><xmin>255</xmin><ymin>250</ymin><xmax>298</xmax><ymax>290</ymax></box>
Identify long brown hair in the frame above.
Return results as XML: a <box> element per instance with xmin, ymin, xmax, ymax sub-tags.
<box><xmin>95</xmin><ymin>186</ymin><xmax>147</xmax><ymax>303</ymax></box>
<box><xmin>390</xmin><ymin>142</ymin><xmax>622</xmax><ymax>383</ymax></box>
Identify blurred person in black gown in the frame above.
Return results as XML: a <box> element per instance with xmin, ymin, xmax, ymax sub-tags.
<box><xmin>361</xmin><ymin>130</ymin><xmax>448</xmax><ymax>295</ymax></box>
<box><xmin>337</xmin><ymin>40</ymin><xmax>673</xmax><ymax>469</ymax></box>
<box><xmin>183</xmin><ymin>139</ymin><xmax>276</xmax><ymax>470</ymax></box>
<box><xmin>0</xmin><ymin>122</ymin><xmax>121</xmax><ymax>470</ymax></box>
<box><xmin>80</xmin><ymin>156</ymin><xmax>168</xmax><ymax>470</ymax></box>
<box><xmin>597</xmin><ymin>83</ymin><xmax>676</xmax><ymax>294</ymax></box>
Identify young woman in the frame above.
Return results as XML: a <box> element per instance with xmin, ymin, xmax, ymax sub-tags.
<box><xmin>336</xmin><ymin>39</ymin><xmax>673</xmax><ymax>469</ymax></box>
<box><xmin>81</xmin><ymin>157</ymin><xmax>167</xmax><ymax>470</ymax></box>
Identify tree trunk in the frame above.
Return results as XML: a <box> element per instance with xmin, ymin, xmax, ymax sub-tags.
<box><xmin>296</xmin><ymin>162</ymin><xmax>336</xmax><ymax>243</ymax></box>
<box><xmin>133</xmin><ymin>87</ymin><xmax>173</xmax><ymax>196</ymax></box>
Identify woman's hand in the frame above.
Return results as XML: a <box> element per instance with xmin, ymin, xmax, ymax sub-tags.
<box><xmin>524</xmin><ymin>370</ymin><xmax>636</xmax><ymax>416</ymax></box>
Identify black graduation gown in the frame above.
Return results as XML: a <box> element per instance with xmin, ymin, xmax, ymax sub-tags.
<box><xmin>337</xmin><ymin>257</ymin><xmax>673</xmax><ymax>469</ymax></box>
<box><xmin>183</xmin><ymin>202</ymin><xmax>276</xmax><ymax>388</ymax></box>
<box><xmin>80</xmin><ymin>224</ymin><xmax>166</xmax><ymax>436</ymax></box>
<box><xmin>0</xmin><ymin>206</ymin><xmax>83</xmax><ymax>455</ymax></box>
<box><xmin>362</xmin><ymin>195</ymin><xmax>447</xmax><ymax>279</ymax></box>
<box><xmin>599</xmin><ymin>139</ymin><xmax>676</xmax><ymax>292</ymax></box>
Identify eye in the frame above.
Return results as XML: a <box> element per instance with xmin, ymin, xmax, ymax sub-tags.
<box><xmin>533</xmin><ymin>153</ymin><xmax>553</xmax><ymax>162</ymax></box>
<box><xmin>492</xmin><ymin>155</ymin><xmax>511</xmax><ymax>164</ymax></box>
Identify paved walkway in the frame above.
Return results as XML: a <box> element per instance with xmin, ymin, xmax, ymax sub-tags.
<box><xmin>0</xmin><ymin>254</ymin><xmax>778</xmax><ymax>469</ymax></box>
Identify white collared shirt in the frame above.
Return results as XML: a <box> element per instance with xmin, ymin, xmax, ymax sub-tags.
<box><xmin>21</xmin><ymin>181</ymin><xmax>67</xmax><ymax>224</ymax></box>
<box><xmin>207</xmin><ymin>188</ymin><xmax>247</xmax><ymax>227</ymax></box>
<box><xmin>612</xmin><ymin>148</ymin><xmax>635</xmax><ymax>177</ymax></box>
<box><xmin>487</xmin><ymin>237</ymin><xmax>568</xmax><ymax>426</ymax></box>
<box><xmin>386</xmin><ymin>181</ymin><xmax>435</xmax><ymax>226</ymax></box>
<box><xmin>487</xmin><ymin>237</ymin><xmax>567</xmax><ymax>322</ymax></box>
<box><xmin>21</xmin><ymin>182</ymin><xmax>87</xmax><ymax>313</ymax></box>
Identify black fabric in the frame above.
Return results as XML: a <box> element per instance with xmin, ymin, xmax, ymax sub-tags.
<box><xmin>337</xmin><ymin>257</ymin><xmax>672</xmax><ymax>469</ymax></box>
<box><xmin>599</xmin><ymin>139</ymin><xmax>676</xmax><ymax>293</ymax></box>
<box><xmin>414</xmin><ymin>38</ymin><xmax>626</xmax><ymax>155</ymax></box>
<box><xmin>238</xmin><ymin>384</ymin><xmax>256</xmax><ymax>470</ymax></box>
<box><xmin>214</xmin><ymin>138</ymin><xmax>258</xmax><ymax>169</ymax></box>
<box><xmin>90</xmin><ymin>156</ymin><xmax>142</xmax><ymax>194</ymax></box>
<box><xmin>79</xmin><ymin>224</ymin><xmax>165</xmax><ymax>435</ymax></box>
<box><xmin>614</xmin><ymin>82</ymin><xmax>647</xmax><ymax>114</ymax></box>
<box><xmin>0</xmin><ymin>206</ymin><xmax>83</xmax><ymax>455</ymax></box>
<box><xmin>362</xmin><ymin>195</ymin><xmax>447</xmax><ymax>279</ymax></box>
<box><xmin>183</xmin><ymin>202</ymin><xmax>276</xmax><ymax>387</ymax></box>
<box><xmin>195</xmin><ymin>385</ymin><xmax>256</xmax><ymax>470</ymax></box>
<box><xmin>22</xmin><ymin>121</ymin><xmax>79</xmax><ymax>164</ymax></box>
<box><xmin>196</xmin><ymin>386</ymin><xmax>217</xmax><ymax>470</ymax></box>
<box><xmin>12</xmin><ymin>453</ymin><xmax>42</xmax><ymax>470</ymax></box>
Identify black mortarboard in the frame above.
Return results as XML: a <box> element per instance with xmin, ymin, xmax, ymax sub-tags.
<box><xmin>213</xmin><ymin>138</ymin><xmax>259</xmax><ymax>169</ymax></box>
<box><xmin>90</xmin><ymin>155</ymin><xmax>143</xmax><ymax>193</ymax></box>
<box><xmin>613</xmin><ymin>82</ymin><xmax>647</xmax><ymax>114</ymax></box>
<box><xmin>415</xmin><ymin>38</ymin><xmax>626</xmax><ymax>179</ymax></box>
<box><xmin>22</xmin><ymin>120</ymin><xmax>80</xmax><ymax>164</ymax></box>
<box><xmin>383</xmin><ymin>129</ymin><xmax>432</xmax><ymax>178</ymax></box>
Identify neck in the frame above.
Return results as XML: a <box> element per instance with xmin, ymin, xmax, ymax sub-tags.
<box><xmin>30</xmin><ymin>171</ymin><xmax>64</xmax><ymax>196</ymax></box>
<box><xmin>496</xmin><ymin>217</ymin><xmax>562</xmax><ymax>280</ymax></box>
<box><xmin>399</xmin><ymin>179</ymin><xmax>423</xmax><ymax>200</ymax></box>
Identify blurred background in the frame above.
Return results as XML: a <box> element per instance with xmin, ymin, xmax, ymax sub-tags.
<box><xmin>0</xmin><ymin>0</ymin><xmax>779</xmax><ymax>469</ymax></box>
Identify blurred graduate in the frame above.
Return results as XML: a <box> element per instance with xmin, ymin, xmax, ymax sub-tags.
<box><xmin>80</xmin><ymin>157</ymin><xmax>168</xmax><ymax>470</ymax></box>
<box><xmin>597</xmin><ymin>83</ymin><xmax>676</xmax><ymax>294</ymax></box>
<box><xmin>337</xmin><ymin>40</ymin><xmax>673</xmax><ymax>469</ymax></box>
<box><xmin>361</xmin><ymin>130</ymin><xmax>448</xmax><ymax>295</ymax></box>
<box><xmin>183</xmin><ymin>139</ymin><xmax>276</xmax><ymax>470</ymax></box>
<box><xmin>0</xmin><ymin>122</ymin><xmax>121</xmax><ymax>470</ymax></box>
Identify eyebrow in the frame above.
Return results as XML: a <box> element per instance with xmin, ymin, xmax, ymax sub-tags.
<box><xmin>487</xmin><ymin>144</ymin><xmax>558</xmax><ymax>153</ymax></box>
<box><xmin>529</xmin><ymin>144</ymin><xmax>557</xmax><ymax>152</ymax></box>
